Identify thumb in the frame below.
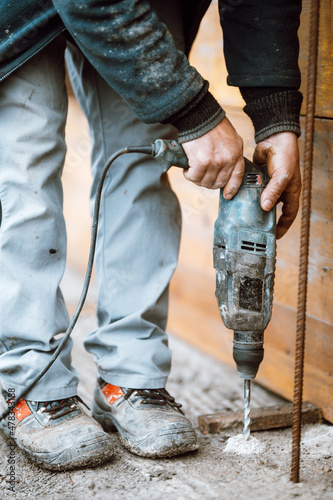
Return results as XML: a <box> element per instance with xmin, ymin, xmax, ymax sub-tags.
<box><xmin>260</xmin><ymin>171</ymin><xmax>290</xmax><ymax>211</ymax></box>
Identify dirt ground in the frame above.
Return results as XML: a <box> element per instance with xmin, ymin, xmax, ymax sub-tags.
<box><xmin>0</xmin><ymin>268</ymin><xmax>332</xmax><ymax>499</ymax></box>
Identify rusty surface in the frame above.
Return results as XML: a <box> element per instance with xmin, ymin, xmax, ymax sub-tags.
<box><xmin>198</xmin><ymin>402</ymin><xmax>322</xmax><ymax>435</ymax></box>
<box><xmin>291</xmin><ymin>0</ymin><xmax>321</xmax><ymax>484</ymax></box>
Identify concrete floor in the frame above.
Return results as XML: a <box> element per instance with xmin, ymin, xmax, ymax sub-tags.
<box><xmin>1</xmin><ymin>267</ymin><xmax>332</xmax><ymax>499</ymax></box>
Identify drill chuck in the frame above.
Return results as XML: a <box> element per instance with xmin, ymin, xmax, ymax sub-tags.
<box><xmin>233</xmin><ymin>331</ymin><xmax>264</xmax><ymax>379</ymax></box>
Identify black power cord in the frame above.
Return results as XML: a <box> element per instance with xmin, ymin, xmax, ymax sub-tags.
<box><xmin>0</xmin><ymin>139</ymin><xmax>188</xmax><ymax>421</ymax></box>
<box><xmin>0</xmin><ymin>145</ymin><xmax>159</xmax><ymax>422</ymax></box>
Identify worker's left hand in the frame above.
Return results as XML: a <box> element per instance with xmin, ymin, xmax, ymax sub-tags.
<box><xmin>253</xmin><ymin>132</ymin><xmax>301</xmax><ymax>239</ymax></box>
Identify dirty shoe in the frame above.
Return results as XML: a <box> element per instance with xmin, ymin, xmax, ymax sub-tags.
<box><xmin>0</xmin><ymin>393</ymin><xmax>114</xmax><ymax>471</ymax></box>
<box><xmin>92</xmin><ymin>379</ymin><xmax>198</xmax><ymax>458</ymax></box>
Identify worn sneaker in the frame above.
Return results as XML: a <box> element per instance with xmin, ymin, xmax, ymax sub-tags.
<box><xmin>92</xmin><ymin>379</ymin><xmax>198</xmax><ymax>458</ymax></box>
<box><xmin>0</xmin><ymin>393</ymin><xmax>114</xmax><ymax>471</ymax></box>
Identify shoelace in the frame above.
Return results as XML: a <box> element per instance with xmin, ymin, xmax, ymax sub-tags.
<box><xmin>124</xmin><ymin>388</ymin><xmax>184</xmax><ymax>415</ymax></box>
<box><xmin>37</xmin><ymin>397</ymin><xmax>79</xmax><ymax>420</ymax></box>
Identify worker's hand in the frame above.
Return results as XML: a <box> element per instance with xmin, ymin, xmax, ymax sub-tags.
<box><xmin>181</xmin><ymin>117</ymin><xmax>245</xmax><ymax>198</ymax></box>
<box><xmin>253</xmin><ymin>132</ymin><xmax>301</xmax><ymax>239</ymax></box>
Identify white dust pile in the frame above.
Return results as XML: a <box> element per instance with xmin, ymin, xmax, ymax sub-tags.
<box><xmin>223</xmin><ymin>434</ymin><xmax>265</xmax><ymax>455</ymax></box>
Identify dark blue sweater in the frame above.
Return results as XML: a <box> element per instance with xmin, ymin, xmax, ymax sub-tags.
<box><xmin>0</xmin><ymin>0</ymin><xmax>302</xmax><ymax>141</ymax></box>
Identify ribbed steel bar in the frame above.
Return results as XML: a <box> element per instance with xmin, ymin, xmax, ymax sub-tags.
<box><xmin>290</xmin><ymin>0</ymin><xmax>320</xmax><ymax>483</ymax></box>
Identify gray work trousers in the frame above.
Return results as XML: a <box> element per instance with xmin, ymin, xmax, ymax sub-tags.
<box><xmin>0</xmin><ymin>2</ymin><xmax>184</xmax><ymax>401</ymax></box>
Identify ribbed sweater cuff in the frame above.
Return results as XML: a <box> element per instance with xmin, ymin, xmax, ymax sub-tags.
<box><xmin>241</xmin><ymin>90</ymin><xmax>303</xmax><ymax>143</ymax></box>
<box><xmin>163</xmin><ymin>81</ymin><xmax>226</xmax><ymax>143</ymax></box>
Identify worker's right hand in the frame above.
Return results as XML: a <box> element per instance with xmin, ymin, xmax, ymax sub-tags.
<box><xmin>253</xmin><ymin>131</ymin><xmax>301</xmax><ymax>239</ymax></box>
<box><xmin>181</xmin><ymin>117</ymin><xmax>245</xmax><ymax>197</ymax></box>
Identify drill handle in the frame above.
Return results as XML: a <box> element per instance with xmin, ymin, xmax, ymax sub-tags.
<box><xmin>152</xmin><ymin>139</ymin><xmax>189</xmax><ymax>172</ymax></box>
<box><xmin>151</xmin><ymin>140</ymin><xmax>269</xmax><ymax>187</ymax></box>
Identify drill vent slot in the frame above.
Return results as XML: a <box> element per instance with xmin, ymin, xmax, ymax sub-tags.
<box><xmin>241</xmin><ymin>240</ymin><xmax>267</xmax><ymax>253</ymax></box>
<box><xmin>246</xmin><ymin>173</ymin><xmax>259</xmax><ymax>185</ymax></box>
<box><xmin>246</xmin><ymin>173</ymin><xmax>263</xmax><ymax>186</ymax></box>
<box><xmin>241</xmin><ymin>240</ymin><xmax>255</xmax><ymax>251</ymax></box>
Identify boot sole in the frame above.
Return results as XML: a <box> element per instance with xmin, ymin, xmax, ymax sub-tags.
<box><xmin>21</xmin><ymin>434</ymin><xmax>114</xmax><ymax>471</ymax></box>
<box><xmin>0</xmin><ymin>420</ymin><xmax>114</xmax><ymax>471</ymax></box>
<box><xmin>92</xmin><ymin>401</ymin><xmax>199</xmax><ymax>458</ymax></box>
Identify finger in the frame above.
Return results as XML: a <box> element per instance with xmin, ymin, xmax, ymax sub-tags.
<box><xmin>183</xmin><ymin>164</ymin><xmax>207</xmax><ymax>184</ymax></box>
<box><xmin>260</xmin><ymin>173</ymin><xmax>291</xmax><ymax>211</ymax></box>
<box><xmin>276</xmin><ymin>191</ymin><xmax>300</xmax><ymax>239</ymax></box>
<box><xmin>198</xmin><ymin>162</ymin><xmax>227</xmax><ymax>188</ymax></box>
<box><xmin>222</xmin><ymin>156</ymin><xmax>245</xmax><ymax>199</ymax></box>
<box><xmin>199</xmin><ymin>160</ymin><xmax>234</xmax><ymax>189</ymax></box>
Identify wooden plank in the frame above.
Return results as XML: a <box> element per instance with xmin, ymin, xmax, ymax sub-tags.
<box><xmin>198</xmin><ymin>402</ymin><xmax>322</xmax><ymax>435</ymax></box>
<box><xmin>299</xmin><ymin>0</ymin><xmax>333</xmax><ymax>118</ymax></box>
<box><xmin>260</xmin><ymin>305</ymin><xmax>333</xmax><ymax>424</ymax></box>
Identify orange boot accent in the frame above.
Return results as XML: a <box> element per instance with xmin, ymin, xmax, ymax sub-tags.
<box><xmin>12</xmin><ymin>399</ymin><xmax>32</xmax><ymax>422</ymax></box>
<box><xmin>101</xmin><ymin>384</ymin><xmax>124</xmax><ymax>405</ymax></box>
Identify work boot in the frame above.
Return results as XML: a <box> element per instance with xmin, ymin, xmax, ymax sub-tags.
<box><xmin>92</xmin><ymin>378</ymin><xmax>198</xmax><ymax>458</ymax></box>
<box><xmin>0</xmin><ymin>393</ymin><xmax>114</xmax><ymax>471</ymax></box>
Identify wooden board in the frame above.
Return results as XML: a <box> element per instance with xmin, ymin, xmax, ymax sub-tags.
<box><xmin>198</xmin><ymin>402</ymin><xmax>322</xmax><ymax>435</ymax></box>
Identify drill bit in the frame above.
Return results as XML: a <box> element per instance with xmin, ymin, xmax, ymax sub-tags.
<box><xmin>243</xmin><ymin>379</ymin><xmax>251</xmax><ymax>441</ymax></box>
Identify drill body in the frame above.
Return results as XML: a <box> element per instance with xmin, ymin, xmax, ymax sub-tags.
<box><xmin>213</xmin><ymin>158</ymin><xmax>276</xmax><ymax>380</ymax></box>
<box><xmin>152</xmin><ymin>141</ymin><xmax>277</xmax><ymax>440</ymax></box>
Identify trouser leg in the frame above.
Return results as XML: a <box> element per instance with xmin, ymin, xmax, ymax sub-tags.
<box><xmin>0</xmin><ymin>35</ymin><xmax>79</xmax><ymax>401</ymax></box>
<box><xmin>65</xmin><ymin>0</ymin><xmax>184</xmax><ymax>389</ymax></box>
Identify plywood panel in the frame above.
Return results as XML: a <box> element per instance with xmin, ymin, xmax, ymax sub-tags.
<box><xmin>274</xmin><ymin>117</ymin><xmax>333</xmax><ymax>323</ymax></box>
<box><xmin>261</xmin><ymin>306</ymin><xmax>333</xmax><ymax>423</ymax></box>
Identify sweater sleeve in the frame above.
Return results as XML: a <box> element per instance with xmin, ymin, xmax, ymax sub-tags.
<box><xmin>219</xmin><ymin>0</ymin><xmax>302</xmax><ymax>142</ymax></box>
<box><xmin>240</xmin><ymin>87</ymin><xmax>303</xmax><ymax>143</ymax></box>
<box><xmin>52</xmin><ymin>0</ymin><xmax>209</xmax><ymax>125</ymax></box>
<box><xmin>219</xmin><ymin>0</ymin><xmax>302</xmax><ymax>88</ymax></box>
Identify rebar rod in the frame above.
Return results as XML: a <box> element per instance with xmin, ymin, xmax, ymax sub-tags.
<box><xmin>290</xmin><ymin>0</ymin><xmax>320</xmax><ymax>483</ymax></box>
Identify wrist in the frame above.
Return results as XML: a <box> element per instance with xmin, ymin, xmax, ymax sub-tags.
<box><xmin>163</xmin><ymin>82</ymin><xmax>226</xmax><ymax>143</ymax></box>
<box><xmin>240</xmin><ymin>89</ymin><xmax>303</xmax><ymax>143</ymax></box>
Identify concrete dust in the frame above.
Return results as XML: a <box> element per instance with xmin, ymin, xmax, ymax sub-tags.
<box><xmin>224</xmin><ymin>434</ymin><xmax>266</xmax><ymax>455</ymax></box>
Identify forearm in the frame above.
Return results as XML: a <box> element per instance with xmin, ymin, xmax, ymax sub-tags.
<box><xmin>52</xmin><ymin>0</ymin><xmax>224</xmax><ymax>130</ymax></box>
<box><xmin>240</xmin><ymin>87</ymin><xmax>303</xmax><ymax>143</ymax></box>
<box><xmin>219</xmin><ymin>0</ymin><xmax>302</xmax><ymax>88</ymax></box>
<box><xmin>219</xmin><ymin>0</ymin><xmax>303</xmax><ymax>141</ymax></box>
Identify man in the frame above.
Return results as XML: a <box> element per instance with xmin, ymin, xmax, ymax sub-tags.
<box><xmin>0</xmin><ymin>0</ymin><xmax>302</xmax><ymax>470</ymax></box>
